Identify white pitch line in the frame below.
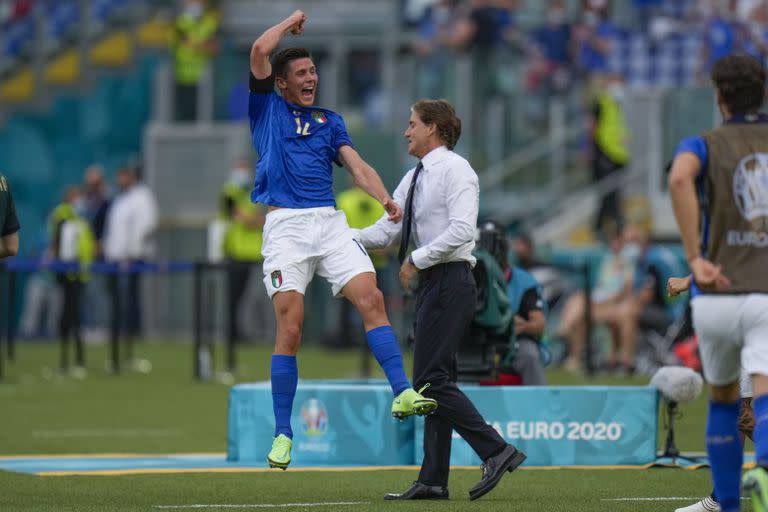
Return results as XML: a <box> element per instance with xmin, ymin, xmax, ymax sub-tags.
<box><xmin>154</xmin><ymin>502</ymin><xmax>369</xmax><ymax>509</ymax></box>
<box><xmin>603</xmin><ymin>497</ymin><xmax>750</xmax><ymax>502</ymax></box>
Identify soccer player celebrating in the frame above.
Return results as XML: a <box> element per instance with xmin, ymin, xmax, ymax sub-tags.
<box><xmin>249</xmin><ymin>10</ymin><xmax>436</xmax><ymax>470</ymax></box>
<box><xmin>668</xmin><ymin>54</ymin><xmax>768</xmax><ymax>512</ymax></box>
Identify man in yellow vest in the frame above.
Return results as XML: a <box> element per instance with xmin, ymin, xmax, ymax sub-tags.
<box><xmin>590</xmin><ymin>74</ymin><xmax>630</xmax><ymax>238</ymax></box>
<box><xmin>50</xmin><ymin>186</ymin><xmax>96</xmax><ymax>374</ymax></box>
<box><xmin>169</xmin><ymin>0</ymin><xmax>219</xmax><ymax>121</ymax></box>
<box><xmin>220</xmin><ymin>160</ymin><xmax>266</xmax><ymax>369</ymax></box>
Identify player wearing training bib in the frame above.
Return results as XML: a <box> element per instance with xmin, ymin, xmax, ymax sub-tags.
<box><xmin>248</xmin><ymin>10</ymin><xmax>436</xmax><ymax>471</ymax></box>
<box><xmin>669</xmin><ymin>55</ymin><xmax>768</xmax><ymax>512</ymax></box>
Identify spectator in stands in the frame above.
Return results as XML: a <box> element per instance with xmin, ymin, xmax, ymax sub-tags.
<box><xmin>170</xmin><ymin>0</ymin><xmax>219</xmax><ymax>121</ymax></box>
<box><xmin>413</xmin><ymin>0</ymin><xmax>472</xmax><ymax>97</ymax></box>
<box><xmin>632</xmin><ymin>0</ymin><xmax>663</xmax><ymax>33</ymax></box>
<box><xmin>589</xmin><ymin>73</ymin><xmax>630</xmax><ymax>238</ymax></box>
<box><xmin>464</xmin><ymin>0</ymin><xmax>519</xmax><ymax>52</ymax></box>
<box><xmin>50</xmin><ymin>186</ymin><xmax>96</xmax><ymax>374</ymax></box>
<box><xmin>506</xmin><ymin>264</ymin><xmax>548</xmax><ymax>385</ymax></box>
<box><xmin>740</xmin><ymin>0</ymin><xmax>768</xmax><ymax>66</ymax></box>
<box><xmin>557</xmin><ymin>228</ymin><xmax>639</xmax><ymax>374</ymax></box>
<box><xmin>0</xmin><ymin>172</ymin><xmax>19</xmax><ymax>259</ymax></box>
<box><xmin>573</xmin><ymin>0</ymin><xmax>619</xmax><ymax>77</ymax></box>
<box><xmin>698</xmin><ymin>0</ymin><xmax>739</xmax><ymax>79</ymax></box>
<box><xmin>103</xmin><ymin>164</ymin><xmax>158</xmax><ymax>362</ymax></box>
<box><xmin>529</xmin><ymin>0</ymin><xmax>573</xmax><ymax>95</ymax></box>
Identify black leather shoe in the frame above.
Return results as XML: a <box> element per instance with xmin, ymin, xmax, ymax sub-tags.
<box><xmin>384</xmin><ymin>481</ymin><xmax>449</xmax><ymax>500</ymax></box>
<box><xmin>468</xmin><ymin>444</ymin><xmax>526</xmax><ymax>501</ymax></box>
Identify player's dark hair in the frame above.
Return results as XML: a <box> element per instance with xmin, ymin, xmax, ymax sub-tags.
<box><xmin>411</xmin><ymin>99</ymin><xmax>462</xmax><ymax>150</ymax></box>
<box><xmin>271</xmin><ymin>47</ymin><xmax>312</xmax><ymax>78</ymax></box>
<box><xmin>711</xmin><ymin>55</ymin><xmax>766</xmax><ymax>115</ymax></box>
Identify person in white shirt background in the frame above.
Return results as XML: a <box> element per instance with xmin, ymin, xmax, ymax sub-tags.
<box><xmin>356</xmin><ymin>99</ymin><xmax>526</xmax><ymax>502</ymax></box>
<box><xmin>103</xmin><ymin>164</ymin><xmax>158</xmax><ymax>368</ymax></box>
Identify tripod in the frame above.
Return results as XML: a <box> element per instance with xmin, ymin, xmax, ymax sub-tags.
<box><xmin>661</xmin><ymin>400</ymin><xmax>704</xmax><ymax>465</ymax></box>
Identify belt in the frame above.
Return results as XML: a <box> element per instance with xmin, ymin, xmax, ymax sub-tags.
<box><xmin>419</xmin><ymin>261</ymin><xmax>470</xmax><ymax>281</ymax></box>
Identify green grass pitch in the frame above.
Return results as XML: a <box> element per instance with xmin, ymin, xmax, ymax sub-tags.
<box><xmin>0</xmin><ymin>342</ymin><xmax>743</xmax><ymax>511</ymax></box>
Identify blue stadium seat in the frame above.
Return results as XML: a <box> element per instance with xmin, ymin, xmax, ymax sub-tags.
<box><xmin>2</xmin><ymin>15</ymin><xmax>33</xmax><ymax>57</ymax></box>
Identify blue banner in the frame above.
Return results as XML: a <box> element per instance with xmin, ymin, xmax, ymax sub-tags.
<box><xmin>414</xmin><ymin>385</ymin><xmax>658</xmax><ymax>466</ymax></box>
<box><xmin>228</xmin><ymin>381</ymin><xmax>414</xmax><ymax>465</ymax></box>
<box><xmin>228</xmin><ymin>382</ymin><xmax>658</xmax><ymax>467</ymax></box>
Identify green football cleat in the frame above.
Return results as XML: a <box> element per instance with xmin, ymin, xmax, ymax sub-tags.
<box><xmin>392</xmin><ymin>384</ymin><xmax>438</xmax><ymax>419</ymax></box>
<box><xmin>743</xmin><ymin>466</ymin><xmax>768</xmax><ymax>512</ymax></box>
<box><xmin>267</xmin><ymin>434</ymin><xmax>292</xmax><ymax>470</ymax></box>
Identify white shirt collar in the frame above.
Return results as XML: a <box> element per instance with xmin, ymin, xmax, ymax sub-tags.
<box><xmin>419</xmin><ymin>145</ymin><xmax>450</xmax><ymax>170</ymax></box>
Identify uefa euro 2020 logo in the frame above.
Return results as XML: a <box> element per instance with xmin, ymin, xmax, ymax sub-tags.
<box><xmin>734</xmin><ymin>152</ymin><xmax>768</xmax><ymax>231</ymax></box>
<box><xmin>300</xmin><ymin>398</ymin><xmax>328</xmax><ymax>437</ymax></box>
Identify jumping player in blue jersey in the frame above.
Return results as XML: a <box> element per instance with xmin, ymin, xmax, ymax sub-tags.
<box><xmin>249</xmin><ymin>10</ymin><xmax>437</xmax><ymax>470</ymax></box>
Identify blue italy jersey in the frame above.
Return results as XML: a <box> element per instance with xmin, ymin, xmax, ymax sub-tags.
<box><xmin>673</xmin><ymin>134</ymin><xmax>708</xmax><ymax>298</ymax></box>
<box><xmin>248</xmin><ymin>74</ymin><xmax>353</xmax><ymax>208</ymax></box>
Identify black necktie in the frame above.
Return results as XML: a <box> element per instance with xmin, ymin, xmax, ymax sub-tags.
<box><xmin>398</xmin><ymin>161</ymin><xmax>424</xmax><ymax>264</ymax></box>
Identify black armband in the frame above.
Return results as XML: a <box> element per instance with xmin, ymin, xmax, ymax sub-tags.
<box><xmin>249</xmin><ymin>72</ymin><xmax>275</xmax><ymax>93</ymax></box>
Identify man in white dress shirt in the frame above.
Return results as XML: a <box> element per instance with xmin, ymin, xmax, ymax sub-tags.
<box><xmin>104</xmin><ymin>165</ymin><xmax>158</xmax><ymax>347</ymax></box>
<box><xmin>356</xmin><ymin>99</ymin><xmax>526</xmax><ymax>501</ymax></box>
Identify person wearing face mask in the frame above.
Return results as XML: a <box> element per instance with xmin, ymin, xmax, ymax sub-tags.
<box><xmin>590</xmin><ymin>74</ymin><xmax>630</xmax><ymax>239</ymax></box>
<box><xmin>170</xmin><ymin>0</ymin><xmax>219</xmax><ymax>122</ymax></box>
<box><xmin>103</xmin><ymin>164</ymin><xmax>159</xmax><ymax>370</ymax></box>
<box><xmin>49</xmin><ymin>186</ymin><xmax>96</xmax><ymax>375</ymax></box>
<box><xmin>219</xmin><ymin>158</ymin><xmax>269</xmax><ymax>371</ymax></box>
<box><xmin>623</xmin><ymin>225</ymin><xmax>687</xmax><ymax>338</ymax></box>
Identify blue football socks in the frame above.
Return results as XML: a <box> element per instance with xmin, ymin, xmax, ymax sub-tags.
<box><xmin>366</xmin><ymin>325</ymin><xmax>410</xmax><ymax>396</ymax></box>
<box><xmin>754</xmin><ymin>395</ymin><xmax>768</xmax><ymax>468</ymax></box>
<box><xmin>706</xmin><ymin>400</ymin><xmax>743</xmax><ymax>512</ymax></box>
<box><xmin>271</xmin><ymin>354</ymin><xmax>298</xmax><ymax>439</ymax></box>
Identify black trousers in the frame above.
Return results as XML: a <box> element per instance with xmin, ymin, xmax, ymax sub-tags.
<box><xmin>174</xmin><ymin>82</ymin><xmax>198</xmax><ymax>122</ymax></box>
<box><xmin>56</xmin><ymin>274</ymin><xmax>84</xmax><ymax>370</ymax></box>
<box><xmin>227</xmin><ymin>260</ymin><xmax>252</xmax><ymax>345</ymax></box>
<box><xmin>413</xmin><ymin>262</ymin><xmax>507</xmax><ymax>487</ymax></box>
<box><xmin>592</xmin><ymin>146</ymin><xmax>625</xmax><ymax>237</ymax></box>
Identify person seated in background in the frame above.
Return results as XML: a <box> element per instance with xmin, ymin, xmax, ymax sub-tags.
<box><xmin>623</xmin><ymin>225</ymin><xmax>687</xmax><ymax>334</ymax></box>
<box><xmin>506</xmin><ymin>264</ymin><xmax>548</xmax><ymax>385</ymax></box>
<box><xmin>557</xmin><ymin>228</ymin><xmax>639</xmax><ymax>374</ymax></box>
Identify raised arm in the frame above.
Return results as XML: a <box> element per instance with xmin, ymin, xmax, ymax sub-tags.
<box><xmin>250</xmin><ymin>10</ymin><xmax>306</xmax><ymax>79</ymax></box>
<box><xmin>337</xmin><ymin>145</ymin><xmax>402</xmax><ymax>223</ymax></box>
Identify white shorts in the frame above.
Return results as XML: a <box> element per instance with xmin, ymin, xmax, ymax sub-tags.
<box><xmin>692</xmin><ymin>294</ymin><xmax>768</xmax><ymax>389</ymax></box>
<box><xmin>261</xmin><ymin>207</ymin><xmax>375</xmax><ymax>298</ymax></box>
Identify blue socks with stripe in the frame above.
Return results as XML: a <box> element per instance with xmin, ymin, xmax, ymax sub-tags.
<box><xmin>754</xmin><ymin>395</ymin><xmax>768</xmax><ymax>467</ymax></box>
<box><xmin>706</xmin><ymin>400</ymin><xmax>742</xmax><ymax>512</ymax></box>
<box><xmin>366</xmin><ymin>325</ymin><xmax>410</xmax><ymax>396</ymax></box>
<box><xmin>271</xmin><ymin>354</ymin><xmax>298</xmax><ymax>439</ymax></box>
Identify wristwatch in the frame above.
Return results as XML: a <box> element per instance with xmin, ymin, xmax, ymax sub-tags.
<box><xmin>408</xmin><ymin>254</ymin><xmax>414</xmax><ymax>266</ymax></box>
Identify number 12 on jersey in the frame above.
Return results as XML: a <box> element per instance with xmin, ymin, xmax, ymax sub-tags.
<box><xmin>295</xmin><ymin>118</ymin><xmax>310</xmax><ymax>135</ymax></box>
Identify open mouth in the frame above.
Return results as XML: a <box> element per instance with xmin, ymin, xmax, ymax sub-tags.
<box><xmin>301</xmin><ymin>86</ymin><xmax>315</xmax><ymax>101</ymax></box>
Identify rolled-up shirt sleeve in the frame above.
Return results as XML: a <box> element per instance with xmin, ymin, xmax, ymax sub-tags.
<box><xmin>354</xmin><ymin>172</ymin><xmax>410</xmax><ymax>249</ymax></box>
<box><xmin>410</xmin><ymin>162</ymin><xmax>478</xmax><ymax>269</ymax></box>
